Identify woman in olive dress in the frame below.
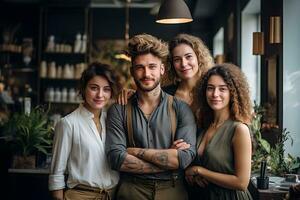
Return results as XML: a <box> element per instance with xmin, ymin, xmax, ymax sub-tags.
<box><xmin>185</xmin><ymin>63</ymin><xmax>253</xmax><ymax>200</ymax></box>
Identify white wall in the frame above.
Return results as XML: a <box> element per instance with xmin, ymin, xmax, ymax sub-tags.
<box><xmin>283</xmin><ymin>0</ymin><xmax>300</xmax><ymax>157</ymax></box>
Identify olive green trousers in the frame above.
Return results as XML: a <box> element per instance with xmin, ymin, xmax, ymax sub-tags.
<box><xmin>116</xmin><ymin>176</ymin><xmax>188</xmax><ymax>200</ymax></box>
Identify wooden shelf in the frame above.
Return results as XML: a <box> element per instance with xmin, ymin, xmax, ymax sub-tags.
<box><xmin>3</xmin><ymin>67</ymin><xmax>37</xmax><ymax>73</ymax></box>
<box><xmin>40</xmin><ymin>78</ymin><xmax>80</xmax><ymax>81</ymax></box>
<box><xmin>8</xmin><ymin>168</ymin><xmax>50</xmax><ymax>174</ymax></box>
<box><xmin>43</xmin><ymin>52</ymin><xmax>85</xmax><ymax>55</ymax></box>
<box><xmin>45</xmin><ymin>101</ymin><xmax>81</xmax><ymax>105</ymax></box>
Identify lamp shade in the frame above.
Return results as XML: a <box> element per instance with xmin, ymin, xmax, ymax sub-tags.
<box><xmin>156</xmin><ymin>0</ymin><xmax>193</xmax><ymax>24</ymax></box>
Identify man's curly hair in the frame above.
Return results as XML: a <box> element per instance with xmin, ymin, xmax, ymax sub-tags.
<box><xmin>196</xmin><ymin>63</ymin><xmax>252</xmax><ymax>128</ymax></box>
<box><xmin>128</xmin><ymin>33</ymin><xmax>168</xmax><ymax>64</ymax></box>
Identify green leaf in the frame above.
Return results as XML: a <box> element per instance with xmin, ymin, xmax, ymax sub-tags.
<box><xmin>260</xmin><ymin>139</ymin><xmax>271</xmax><ymax>154</ymax></box>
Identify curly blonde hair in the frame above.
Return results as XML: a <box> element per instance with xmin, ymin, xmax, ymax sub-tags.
<box><xmin>196</xmin><ymin>63</ymin><xmax>252</xmax><ymax>128</ymax></box>
<box><xmin>128</xmin><ymin>33</ymin><xmax>168</xmax><ymax>65</ymax></box>
<box><xmin>166</xmin><ymin>34</ymin><xmax>214</xmax><ymax>84</ymax></box>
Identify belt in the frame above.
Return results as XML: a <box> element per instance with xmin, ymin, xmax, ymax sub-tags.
<box><xmin>73</xmin><ymin>184</ymin><xmax>114</xmax><ymax>200</ymax></box>
<box><xmin>122</xmin><ymin>175</ymin><xmax>181</xmax><ymax>188</ymax></box>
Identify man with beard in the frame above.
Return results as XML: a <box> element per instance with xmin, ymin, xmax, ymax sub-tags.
<box><xmin>105</xmin><ymin>34</ymin><xmax>196</xmax><ymax>200</ymax></box>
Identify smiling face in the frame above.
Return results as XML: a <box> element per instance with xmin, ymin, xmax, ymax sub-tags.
<box><xmin>172</xmin><ymin>43</ymin><xmax>199</xmax><ymax>80</ymax></box>
<box><xmin>206</xmin><ymin>75</ymin><xmax>230</xmax><ymax>113</ymax></box>
<box><xmin>131</xmin><ymin>53</ymin><xmax>164</xmax><ymax>92</ymax></box>
<box><xmin>84</xmin><ymin>75</ymin><xmax>112</xmax><ymax>112</ymax></box>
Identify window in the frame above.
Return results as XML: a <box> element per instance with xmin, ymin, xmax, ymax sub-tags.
<box><xmin>241</xmin><ymin>0</ymin><xmax>261</xmax><ymax>103</ymax></box>
<box><xmin>213</xmin><ymin>27</ymin><xmax>224</xmax><ymax>58</ymax></box>
<box><xmin>283</xmin><ymin>0</ymin><xmax>300</xmax><ymax>157</ymax></box>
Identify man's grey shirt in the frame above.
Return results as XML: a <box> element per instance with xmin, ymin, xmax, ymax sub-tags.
<box><xmin>105</xmin><ymin>90</ymin><xmax>196</xmax><ymax>180</ymax></box>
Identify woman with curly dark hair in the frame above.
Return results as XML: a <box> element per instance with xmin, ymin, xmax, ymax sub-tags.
<box><xmin>185</xmin><ymin>63</ymin><xmax>253</xmax><ymax>200</ymax></box>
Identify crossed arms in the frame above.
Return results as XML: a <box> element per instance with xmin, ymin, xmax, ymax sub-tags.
<box><xmin>121</xmin><ymin>141</ymin><xmax>185</xmax><ymax>174</ymax></box>
<box><xmin>105</xmin><ymin>103</ymin><xmax>197</xmax><ymax>174</ymax></box>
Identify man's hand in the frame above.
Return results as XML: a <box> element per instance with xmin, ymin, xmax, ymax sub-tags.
<box><xmin>127</xmin><ymin>147</ymin><xmax>140</xmax><ymax>157</ymax></box>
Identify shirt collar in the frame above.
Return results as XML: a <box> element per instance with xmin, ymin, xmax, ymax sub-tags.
<box><xmin>79</xmin><ymin>103</ymin><xmax>95</xmax><ymax>118</ymax></box>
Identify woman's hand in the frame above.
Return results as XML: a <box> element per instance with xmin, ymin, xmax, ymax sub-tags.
<box><xmin>117</xmin><ymin>88</ymin><xmax>135</xmax><ymax>105</ymax></box>
<box><xmin>185</xmin><ymin>173</ymin><xmax>195</xmax><ymax>185</ymax></box>
<box><xmin>185</xmin><ymin>166</ymin><xmax>199</xmax><ymax>176</ymax></box>
<box><xmin>185</xmin><ymin>166</ymin><xmax>208</xmax><ymax>187</ymax></box>
<box><xmin>185</xmin><ymin>166</ymin><xmax>198</xmax><ymax>185</ymax></box>
<box><xmin>170</xmin><ymin>139</ymin><xmax>191</xmax><ymax>150</ymax></box>
<box><xmin>194</xmin><ymin>175</ymin><xmax>209</xmax><ymax>187</ymax></box>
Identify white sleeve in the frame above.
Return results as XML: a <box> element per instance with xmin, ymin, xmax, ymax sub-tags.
<box><xmin>48</xmin><ymin>118</ymin><xmax>73</xmax><ymax>191</ymax></box>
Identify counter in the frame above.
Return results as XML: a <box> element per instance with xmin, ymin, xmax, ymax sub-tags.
<box><xmin>8</xmin><ymin>168</ymin><xmax>52</xmax><ymax>200</ymax></box>
<box><xmin>249</xmin><ymin>176</ymin><xmax>288</xmax><ymax>200</ymax></box>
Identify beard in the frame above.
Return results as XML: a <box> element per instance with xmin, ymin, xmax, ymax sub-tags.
<box><xmin>134</xmin><ymin>77</ymin><xmax>161</xmax><ymax>92</ymax></box>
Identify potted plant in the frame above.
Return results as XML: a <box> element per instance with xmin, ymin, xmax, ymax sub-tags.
<box><xmin>3</xmin><ymin>106</ymin><xmax>53</xmax><ymax>169</ymax></box>
<box><xmin>251</xmin><ymin>101</ymin><xmax>300</xmax><ymax>176</ymax></box>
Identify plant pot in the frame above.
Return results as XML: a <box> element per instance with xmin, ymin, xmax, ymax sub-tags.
<box><xmin>12</xmin><ymin>155</ymin><xmax>36</xmax><ymax>169</ymax></box>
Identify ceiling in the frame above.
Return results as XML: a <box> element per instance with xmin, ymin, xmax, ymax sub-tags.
<box><xmin>90</xmin><ymin>0</ymin><xmax>225</xmax><ymax>19</ymax></box>
<box><xmin>193</xmin><ymin>0</ymin><xmax>224</xmax><ymax>18</ymax></box>
<box><xmin>2</xmin><ymin>0</ymin><xmax>225</xmax><ymax>20</ymax></box>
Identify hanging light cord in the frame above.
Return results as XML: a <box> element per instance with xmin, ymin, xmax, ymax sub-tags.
<box><xmin>125</xmin><ymin>0</ymin><xmax>131</xmax><ymax>42</ymax></box>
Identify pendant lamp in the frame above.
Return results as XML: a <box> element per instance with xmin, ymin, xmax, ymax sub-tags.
<box><xmin>156</xmin><ymin>0</ymin><xmax>193</xmax><ymax>24</ymax></box>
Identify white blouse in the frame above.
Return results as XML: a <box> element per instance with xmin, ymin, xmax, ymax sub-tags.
<box><xmin>48</xmin><ymin>104</ymin><xmax>119</xmax><ymax>191</ymax></box>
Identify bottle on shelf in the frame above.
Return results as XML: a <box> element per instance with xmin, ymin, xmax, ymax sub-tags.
<box><xmin>40</xmin><ymin>61</ymin><xmax>47</xmax><ymax>78</ymax></box>
<box><xmin>54</xmin><ymin>88</ymin><xmax>61</xmax><ymax>102</ymax></box>
<box><xmin>61</xmin><ymin>87</ymin><xmax>68</xmax><ymax>102</ymax></box>
<box><xmin>74</xmin><ymin>33</ymin><xmax>82</xmax><ymax>53</ymax></box>
<box><xmin>24</xmin><ymin>84</ymin><xmax>33</xmax><ymax>115</ymax></box>
<box><xmin>56</xmin><ymin>65</ymin><xmax>62</xmax><ymax>79</ymax></box>
<box><xmin>48</xmin><ymin>87</ymin><xmax>54</xmax><ymax>102</ymax></box>
<box><xmin>68</xmin><ymin>88</ymin><xmax>76</xmax><ymax>103</ymax></box>
<box><xmin>80</xmin><ymin>34</ymin><xmax>87</xmax><ymax>54</ymax></box>
<box><xmin>48</xmin><ymin>61</ymin><xmax>56</xmax><ymax>78</ymax></box>
<box><xmin>46</xmin><ymin>35</ymin><xmax>55</xmax><ymax>52</ymax></box>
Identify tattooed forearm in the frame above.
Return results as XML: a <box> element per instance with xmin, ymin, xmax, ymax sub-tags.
<box><xmin>151</xmin><ymin>152</ymin><xmax>169</xmax><ymax>168</ymax></box>
<box><xmin>120</xmin><ymin>154</ymin><xmax>165</xmax><ymax>174</ymax></box>
<box><xmin>137</xmin><ymin>149</ymin><xmax>146</xmax><ymax>158</ymax></box>
<box><xmin>135</xmin><ymin>149</ymin><xmax>179</xmax><ymax>170</ymax></box>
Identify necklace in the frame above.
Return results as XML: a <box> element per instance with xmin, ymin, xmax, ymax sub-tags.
<box><xmin>137</xmin><ymin>100</ymin><xmax>155</xmax><ymax>117</ymax></box>
<box><xmin>210</xmin><ymin>120</ymin><xmax>226</xmax><ymax>129</ymax></box>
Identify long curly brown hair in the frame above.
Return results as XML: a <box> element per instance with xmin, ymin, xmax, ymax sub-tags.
<box><xmin>196</xmin><ymin>63</ymin><xmax>252</xmax><ymax>129</ymax></box>
<box><xmin>165</xmin><ymin>33</ymin><xmax>214</xmax><ymax>85</ymax></box>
